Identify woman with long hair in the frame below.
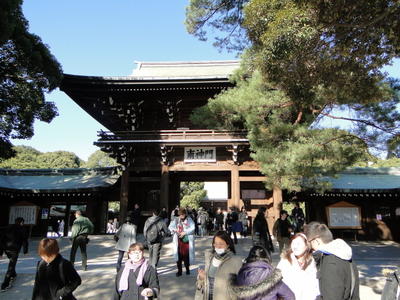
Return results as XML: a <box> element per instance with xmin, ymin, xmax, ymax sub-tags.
<box><xmin>195</xmin><ymin>231</ymin><xmax>243</xmax><ymax>300</ymax></box>
<box><xmin>32</xmin><ymin>238</ymin><xmax>81</xmax><ymax>300</ymax></box>
<box><xmin>229</xmin><ymin>245</ymin><xmax>295</xmax><ymax>300</ymax></box>
<box><xmin>252</xmin><ymin>207</ymin><xmax>274</xmax><ymax>253</ymax></box>
<box><xmin>114</xmin><ymin>242</ymin><xmax>159</xmax><ymax>300</ymax></box>
<box><xmin>277</xmin><ymin>233</ymin><xmax>320</xmax><ymax>300</ymax></box>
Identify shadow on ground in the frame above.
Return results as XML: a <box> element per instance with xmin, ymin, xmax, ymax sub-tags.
<box><xmin>0</xmin><ymin>236</ymin><xmax>398</xmax><ymax>300</ymax></box>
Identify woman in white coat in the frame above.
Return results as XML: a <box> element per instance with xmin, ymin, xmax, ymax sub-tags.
<box><xmin>114</xmin><ymin>216</ymin><xmax>137</xmax><ymax>272</ymax></box>
<box><xmin>277</xmin><ymin>233</ymin><xmax>320</xmax><ymax>300</ymax></box>
<box><xmin>168</xmin><ymin>207</ymin><xmax>195</xmax><ymax>276</ymax></box>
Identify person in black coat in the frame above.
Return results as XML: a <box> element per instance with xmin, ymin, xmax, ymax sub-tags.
<box><xmin>32</xmin><ymin>238</ymin><xmax>81</xmax><ymax>300</ymax></box>
<box><xmin>131</xmin><ymin>204</ymin><xmax>141</xmax><ymax>228</ymax></box>
<box><xmin>0</xmin><ymin>217</ymin><xmax>29</xmax><ymax>291</ymax></box>
<box><xmin>114</xmin><ymin>242</ymin><xmax>159</xmax><ymax>300</ymax></box>
<box><xmin>215</xmin><ymin>208</ymin><xmax>224</xmax><ymax>231</ymax></box>
<box><xmin>252</xmin><ymin>207</ymin><xmax>274</xmax><ymax>253</ymax></box>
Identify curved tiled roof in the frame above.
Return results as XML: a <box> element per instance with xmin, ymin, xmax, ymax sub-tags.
<box><xmin>0</xmin><ymin>167</ymin><xmax>120</xmax><ymax>192</ymax></box>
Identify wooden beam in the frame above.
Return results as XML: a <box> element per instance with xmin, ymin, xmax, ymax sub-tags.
<box><xmin>168</xmin><ymin>164</ymin><xmax>234</xmax><ymax>171</ymax></box>
<box><xmin>129</xmin><ymin>177</ymin><xmax>160</xmax><ymax>182</ymax></box>
<box><xmin>238</xmin><ymin>176</ymin><xmax>267</xmax><ymax>182</ymax></box>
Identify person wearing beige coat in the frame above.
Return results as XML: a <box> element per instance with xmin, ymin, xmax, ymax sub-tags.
<box><xmin>196</xmin><ymin>231</ymin><xmax>243</xmax><ymax>300</ymax></box>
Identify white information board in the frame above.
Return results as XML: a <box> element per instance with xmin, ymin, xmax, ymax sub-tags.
<box><xmin>9</xmin><ymin>206</ymin><xmax>38</xmax><ymax>225</ymax></box>
<box><xmin>327</xmin><ymin>206</ymin><xmax>361</xmax><ymax>228</ymax></box>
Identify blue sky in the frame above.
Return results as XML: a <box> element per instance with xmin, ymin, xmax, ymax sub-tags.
<box><xmin>12</xmin><ymin>1</ymin><xmax>400</xmax><ymax>161</ymax></box>
<box><xmin>12</xmin><ymin>1</ymin><xmax>237</xmax><ymax>160</ymax></box>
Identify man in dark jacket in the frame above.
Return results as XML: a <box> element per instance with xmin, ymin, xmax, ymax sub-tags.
<box><xmin>305</xmin><ymin>221</ymin><xmax>360</xmax><ymax>300</ymax></box>
<box><xmin>273</xmin><ymin>210</ymin><xmax>292</xmax><ymax>253</ymax></box>
<box><xmin>143</xmin><ymin>208</ymin><xmax>169</xmax><ymax>268</ymax></box>
<box><xmin>0</xmin><ymin>217</ymin><xmax>29</xmax><ymax>292</ymax></box>
<box><xmin>291</xmin><ymin>201</ymin><xmax>305</xmax><ymax>232</ymax></box>
<box><xmin>215</xmin><ymin>208</ymin><xmax>224</xmax><ymax>231</ymax></box>
<box><xmin>226</xmin><ymin>207</ymin><xmax>239</xmax><ymax>244</ymax></box>
<box><xmin>131</xmin><ymin>203</ymin><xmax>141</xmax><ymax>228</ymax></box>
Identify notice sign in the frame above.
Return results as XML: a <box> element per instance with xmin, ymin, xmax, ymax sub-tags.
<box><xmin>9</xmin><ymin>206</ymin><xmax>38</xmax><ymax>225</ymax></box>
<box><xmin>184</xmin><ymin>147</ymin><xmax>216</xmax><ymax>162</ymax></box>
<box><xmin>326</xmin><ymin>201</ymin><xmax>361</xmax><ymax>229</ymax></box>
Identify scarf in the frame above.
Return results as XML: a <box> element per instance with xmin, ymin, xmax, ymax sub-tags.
<box><xmin>211</xmin><ymin>250</ymin><xmax>232</xmax><ymax>266</ymax></box>
<box><xmin>118</xmin><ymin>258</ymin><xmax>148</xmax><ymax>292</ymax></box>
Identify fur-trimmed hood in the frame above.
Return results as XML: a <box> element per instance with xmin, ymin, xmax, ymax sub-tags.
<box><xmin>228</xmin><ymin>261</ymin><xmax>284</xmax><ymax>298</ymax></box>
<box><xmin>318</xmin><ymin>238</ymin><xmax>352</xmax><ymax>261</ymax></box>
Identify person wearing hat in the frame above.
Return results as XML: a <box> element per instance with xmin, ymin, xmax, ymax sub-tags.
<box><xmin>114</xmin><ymin>216</ymin><xmax>137</xmax><ymax>272</ymax></box>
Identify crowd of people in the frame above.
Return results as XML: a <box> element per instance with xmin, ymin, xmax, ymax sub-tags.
<box><xmin>0</xmin><ymin>203</ymin><xmax>398</xmax><ymax>299</ymax></box>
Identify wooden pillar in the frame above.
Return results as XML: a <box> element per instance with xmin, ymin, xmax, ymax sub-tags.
<box><xmin>120</xmin><ymin>169</ymin><xmax>129</xmax><ymax>223</ymax></box>
<box><xmin>160</xmin><ymin>165</ymin><xmax>169</xmax><ymax>211</ymax></box>
<box><xmin>230</xmin><ymin>166</ymin><xmax>241</xmax><ymax>209</ymax></box>
<box><xmin>273</xmin><ymin>185</ymin><xmax>283</xmax><ymax>222</ymax></box>
<box><xmin>86</xmin><ymin>197</ymin><xmax>96</xmax><ymax>222</ymax></box>
<box><xmin>64</xmin><ymin>204</ymin><xmax>71</xmax><ymax>237</ymax></box>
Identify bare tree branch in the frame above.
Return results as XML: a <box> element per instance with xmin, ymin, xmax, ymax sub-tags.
<box><xmin>320</xmin><ymin>112</ymin><xmax>397</xmax><ymax>134</ymax></box>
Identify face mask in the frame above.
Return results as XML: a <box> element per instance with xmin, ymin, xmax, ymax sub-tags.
<box><xmin>215</xmin><ymin>248</ymin><xmax>226</xmax><ymax>255</ymax></box>
<box><xmin>129</xmin><ymin>252</ymin><xmax>143</xmax><ymax>263</ymax></box>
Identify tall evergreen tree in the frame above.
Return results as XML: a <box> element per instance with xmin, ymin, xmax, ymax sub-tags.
<box><xmin>186</xmin><ymin>0</ymin><xmax>400</xmax><ymax>191</ymax></box>
<box><xmin>180</xmin><ymin>182</ymin><xmax>207</xmax><ymax>209</ymax></box>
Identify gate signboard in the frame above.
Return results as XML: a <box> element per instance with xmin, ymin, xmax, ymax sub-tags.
<box><xmin>184</xmin><ymin>147</ymin><xmax>216</xmax><ymax>162</ymax></box>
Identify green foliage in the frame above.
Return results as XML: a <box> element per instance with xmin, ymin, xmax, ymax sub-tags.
<box><xmin>0</xmin><ymin>0</ymin><xmax>63</xmax><ymax>160</ymax></box>
<box><xmin>192</xmin><ymin>72</ymin><xmax>370</xmax><ymax>190</ymax></box>
<box><xmin>387</xmin><ymin>134</ymin><xmax>400</xmax><ymax>158</ymax></box>
<box><xmin>185</xmin><ymin>0</ymin><xmax>249</xmax><ymax>51</ymax></box>
<box><xmin>39</xmin><ymin>151</ymin><xmax>81</xmax><ymax>169</ymax></box>
<box><xmin>0</xmin><ymin>145</ymin><xmax>81</xmax><ymax>169</ymax></box>
<box><xmin>83</xmin><ymin>150</ymin><xmax>119</xmax><ymax>168</ymax></box>
<box><xmin>282</xmin><ymin>202</ymin><xmax>306</xmax><ymax>217</ymax></box>
<box><xmin>370</xmin><ymin>158</ymin><xmax>400</xmax><ymax>168</ymax></box>
<box><xmin>108</xmin><ymin>201</ymin><xmax>120</xmax><ymax>212</ymax></box>
<box><xmin>0</xmin><ymin>145</ymin><xmax>41</xmax><ymax>169</ymax></box>
<box><xmin>187</xmin><ymin>0</ymin><xmax>400</xmax><ymax>191</ymax></box>
<box><xmin>180</xmin><ymin>182</ymin><xmax>207</xmax><ymax>209</ymax></box>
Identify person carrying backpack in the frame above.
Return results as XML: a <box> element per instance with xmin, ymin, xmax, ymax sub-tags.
<box><xmin>143</xmin><ymin>208</ymin><xmax>169</xmax><ymax>268</ymax></box>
